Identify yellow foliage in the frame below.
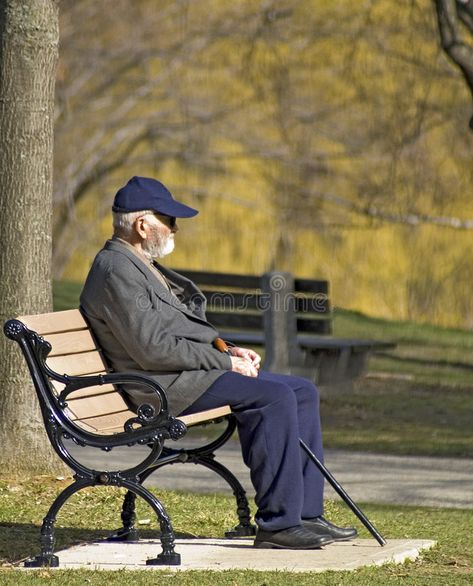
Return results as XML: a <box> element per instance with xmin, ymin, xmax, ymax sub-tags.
<box><xmin>58</xmin><ymin>0</ymin><xmax>473</xmax><ymax>329</ymax></box>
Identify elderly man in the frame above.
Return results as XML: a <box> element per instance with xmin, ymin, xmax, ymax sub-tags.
<box><xmin>80</xmin><ymin>176</ymin><xmax>357</xmax><ymax>549</ymax></box>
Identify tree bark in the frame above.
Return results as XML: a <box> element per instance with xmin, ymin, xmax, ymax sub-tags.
<box><xmin>0</xmin><ymin>0</ymin><xmax>65</xmax><ymax>474</ymax></box>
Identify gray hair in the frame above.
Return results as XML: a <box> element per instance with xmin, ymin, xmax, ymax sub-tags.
<box><xmin>112</xmin><ymin>209</ymin><xmax>155</xmax><ymax>240</ymax></box>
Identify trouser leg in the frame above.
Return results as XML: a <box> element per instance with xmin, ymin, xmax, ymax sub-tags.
<box><xmin>255</xmin><ymin>372</ymin><xmax>325</xmax><ymax>519</ymax></box>
<box><xmin>179</xmin><ymin>370</ymin><xmax>325</xmax><ymax>530</ymax></box>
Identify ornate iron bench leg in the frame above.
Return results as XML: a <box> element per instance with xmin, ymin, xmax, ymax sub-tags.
<box><xmin>121</xmin><ymin>481</ymin><xmax>180</xmax><ymax>565</ymax></box>
<box><xmin>107</xmin><ymin>490</ymin><xmax>139</xmax><ymax>542</ymax></box>
<box><xmin>25</xmin><ymin>475</ymin><xmax>180</xmax><ymax>567</ymax></box>
<box><xmin>24</xmin><ymin>478</ymin><xmax>92</xmax><ymax>567</ymax></box>
<box><xmin>111</xmin><ymin>453</ymin><xmax>256</xmax><ymax>543</ymax></box>
<box><xmin>180</xmin><ymin>454</ymin><xmax>255</xmax><ymax>537</ymax></box>
<box><xmin>113</xmin><ymin>415</ymin><xmax>256</xmax><ymax>541</ymax></box>
<box><xmin>105</xmin><ymin>478</ymin><xmax>181</xmax><ymax>565</ymax></box>
<box><xmin>24</xmin><ymin>517</ymin><xmax>59</xmax><ymax>568</ymax></box>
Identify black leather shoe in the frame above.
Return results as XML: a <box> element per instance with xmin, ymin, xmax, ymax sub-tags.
<box><xmin>254</xmin><ymin>525</ymin><xmax>334</xmax><ymax>549</ymax></box>
<box><xmin>302</xmin><ymin>516</ymin><xmax>358</xmax><ymax>541</ymax></box>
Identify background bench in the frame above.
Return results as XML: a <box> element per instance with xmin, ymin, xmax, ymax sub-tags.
<box><xmin>179</xmin><ymin>269</ymin><xmax>395</xmax><ymax>390</ymax></box>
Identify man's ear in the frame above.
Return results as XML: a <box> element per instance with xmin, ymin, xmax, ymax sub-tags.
<box><xmin>134</xmin><ymin>216</ymin><xmax>148</xmax><ymax>239</ymax></box>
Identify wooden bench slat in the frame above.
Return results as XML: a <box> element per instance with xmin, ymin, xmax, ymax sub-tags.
<box><xmin>178</xmin><ymin>270</ymin><xmax>261</xmax><ymax>289</ymax></box>
<box><xmin>68</xmin><ymin>391</ymin><xmax>130</xmax><ymax>420</ymax></box>
<box><xmin>295</xmin><ymin>278</ymin><xmax>329</xmax><ymax>294</ymax></box>
<box><xmin>45</xmin><ymin>330</ymin><xmax>99</xmax><ymax>356</ymax></box>
<box><xmin>206</xmin><ymin>312</ymin><xmax>262</xmax><ymax>330</ymax></box>
<box><xmin>70</xmin><ymin>398</ymin><xmax>232</xmax><ymax>431</ymax></box>
<box><xmin>70</xmin><ymin>419</ymin><xmax>100</xmax><ymax>434</ymax></box>
<box><xmin>51</xmin><ymin>380</ymin><xmax>121</xmax><ymax>401</ymax></box>
<box><xmin>297</xmin><ymin>318</ymin><xmax>332</xmax><ymax>335</ymax></box>
<box><xmin>18</xmin><ymin>309</ymin><xmax>88</xmax><ymax>335</ymax></box>
<box><xmin>178</xmin><ymin>406</ymin><xmax>232</xmax><ymax>427</ymax></box>
<box><xmin>203</xmin><ymin>291</ymin><xmax>261</xmax><ymax>311</ymax></box>
<box><xmin>53</xmin><ymin>382</ymin><xmax>117</xmax><ymax>399</ymax></box>
<box><xmin>295</xmin><ymin>297</ymin><xmax>330</xmax><ymax>313</ymax></box>
<box><xmin>73</xmin><ymin>406</ymin><xmax>234</xmax><ymax>434</ymax></box>
<box><xmin>47</xmin><ymin>351</ymin><xmax>108</xmax><ymax>376</ymax></box>
<box><xmin>75</xmin><ymin>410</ymin><xmax>135</xmax><ymax>433</ymax></box>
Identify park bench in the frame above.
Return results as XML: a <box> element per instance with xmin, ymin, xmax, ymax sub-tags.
<box><xmin>178</xmin><ymin>269</ymin><xmax>395</xmax><ymax>389</ymax></box>
<box><xmin>4</xmin><ymin>309</ymin><xmax>254</xmax><ymax>567</ymax></box>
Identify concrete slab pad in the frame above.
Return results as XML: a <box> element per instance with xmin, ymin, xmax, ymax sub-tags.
<box><xmin>35</xmin><ymin>538</ymin><xmax>436</xmax><ymax>573</ymax></box>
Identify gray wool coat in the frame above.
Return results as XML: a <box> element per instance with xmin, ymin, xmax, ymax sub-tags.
<box><xmin>79</xmin><ymin>238</ymin><xmax>232</xmax><ymax>416</ymax></box>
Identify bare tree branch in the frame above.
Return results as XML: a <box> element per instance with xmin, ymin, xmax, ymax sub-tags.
<box><xmin>434</xmin><ymin>0</ymin><xmax>473</xmax><ymax>128</ymax></box>
<box><xmin>311</xmin><ymin>190</ymin><xmax>473</xmax><ymax>229</ymax></box>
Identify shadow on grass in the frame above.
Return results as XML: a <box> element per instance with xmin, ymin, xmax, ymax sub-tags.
<box><xmin>0</xmin><ymin>523</ymin><xmax>198</xmax><ymax>566</ymax></box>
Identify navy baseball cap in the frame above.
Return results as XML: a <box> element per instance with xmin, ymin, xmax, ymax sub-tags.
<box><xmin>112</xmin><ymin>176</ymin><xmax>198</xmax><ymax>218</ymax></box>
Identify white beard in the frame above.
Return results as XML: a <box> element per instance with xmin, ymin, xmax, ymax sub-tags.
<box><xmin>142</xmin><ymin>233</ymin><xmax>175</xmax><ymax>260</ymax></box>
<box><xmin>159</xmin><ymin>236</ymin><xmax>175</xmax><ymax>257</ymax></box>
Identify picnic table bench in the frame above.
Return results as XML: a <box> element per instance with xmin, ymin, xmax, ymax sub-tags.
<box><xmin>178</xmin><ymin>269</ymin><xmax>395</xmax><ymax>389</ymax></box>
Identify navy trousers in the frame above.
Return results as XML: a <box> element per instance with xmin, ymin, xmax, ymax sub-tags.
<box><xmin>179</xmin><ymin>370</ymin><xmax>325</xmax><ymax>531</ymax></box>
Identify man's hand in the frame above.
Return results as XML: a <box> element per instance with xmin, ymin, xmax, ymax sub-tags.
<box><xmin>229</xmin><ymin>346</ymin><xmax>261</xmax><ymax>367</ymax></box>
<box><xmin>230</xmin><ymin>356</ymin><xmax>259</xmax><ymax>377</ymax></box>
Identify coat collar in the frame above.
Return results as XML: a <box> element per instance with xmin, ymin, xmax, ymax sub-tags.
<box><xmin>104</xmin><ymin>239</ymin><xmax>209</xmax><ymax>324</ymax></box>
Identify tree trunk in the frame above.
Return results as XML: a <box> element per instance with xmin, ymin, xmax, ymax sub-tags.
<box><xmin>0</xmin><ymin>1</ymin><xmax>65</xmax><ymax>474</ymax></box>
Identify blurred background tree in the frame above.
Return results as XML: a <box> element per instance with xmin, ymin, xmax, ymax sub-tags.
<box><xmin>52</xmin><ymin>0</ymin><xmax>473</xmax><ymax>328</ymax></box>
<box><xmin>434</xmin><ymin>0</ymin><xmax>473</xmax><ymax>129</ymax></box>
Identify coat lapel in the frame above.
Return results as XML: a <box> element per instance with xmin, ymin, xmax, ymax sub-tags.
<box><xmin>156</xmin><ymin>262</ymin><xmax>208</xmax><ymax>320</ymax></box>
<box><xmin>104</xmin><ymin>239</ymin><xmax>212</xmax><ymax>326</ymax></box>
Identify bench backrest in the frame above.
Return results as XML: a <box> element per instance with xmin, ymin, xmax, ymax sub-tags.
<box><xmin>18</xmin><ymin>309</ymin><xmax>136</xmax><ymax>435</ymax></box>
<box><xmin>178</xmin><ymin>270</ymin><xmax>332</xmax><ymax>335</ymax></box>
<box><xmin>178</xmin><ymin>270</ymin><xmax>331</xmax><ymax>373</ymax></box>
<box><xmin>16</xmin><ymin>309</ymin><xmax>231</xmax><ymax>433</ymax></box>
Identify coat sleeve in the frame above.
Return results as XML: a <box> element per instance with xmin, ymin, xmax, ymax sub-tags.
<box><xmin>100</xmin><ymin>262</ymin><xmax>232</xmax><ymax>373</ymax></box>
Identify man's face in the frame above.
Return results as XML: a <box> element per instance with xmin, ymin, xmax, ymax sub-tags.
<box><xmin>141</xmin><ymin>213</ymin><xmax>177</xmax><ymax>259</ymax></box>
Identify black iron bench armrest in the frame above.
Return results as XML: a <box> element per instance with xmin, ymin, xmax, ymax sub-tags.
<box><xmin>55</xmin><ymin>371</ymin><xmax>187</xmax><ymax>449</ymax></box>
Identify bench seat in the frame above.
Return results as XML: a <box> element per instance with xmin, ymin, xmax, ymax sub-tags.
<box><xmin>223</xmin><ymin>331</ymin><xmax>395</xmax><ymax>352</ymax></box>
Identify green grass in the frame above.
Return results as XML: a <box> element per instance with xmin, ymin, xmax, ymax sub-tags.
<box><xmin>321</xmin><ymin>378</ymin><xmax>473</xmax><ymax>456</ymax></box>
<box><xmin>333</xmin><ymin>307</ymin><xmax>473</xmax><ymax>349</ymax></box>
<box><xmin>0</xmin><ymin>477</ymin><xmax>472</xmax><ymax>584</ymax></box>
<box><xmin>52</xmin><ymin>280</ymin><xmax>82</xmax><ymax>312</ymax></box>
<box><xmin>333</xmin><ymin>307</ymin><xmax>473</xmax><ymax>386</ymax></box>
<box><xmin>323</xmin><ymin>308</ymin><xmax>473</xmax><ymax>457</ymax></box>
